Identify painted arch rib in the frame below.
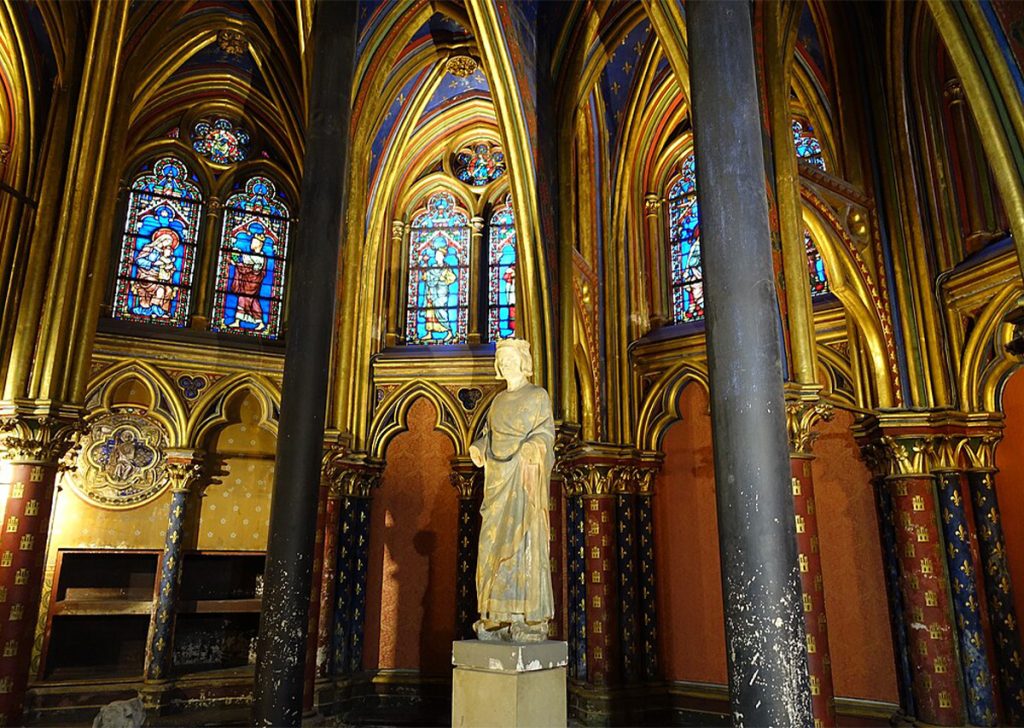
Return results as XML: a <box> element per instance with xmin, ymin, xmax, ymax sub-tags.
<box><xmin>464</xmin><ymin>0</ymin><xmax>552</xmax><ymax>392</ymax></box>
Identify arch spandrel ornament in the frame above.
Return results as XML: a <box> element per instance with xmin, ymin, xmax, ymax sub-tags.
<box><xmin>72</xmin><ymin>409</ymin><xmax>172</xmax><ymax>509</ymax></box>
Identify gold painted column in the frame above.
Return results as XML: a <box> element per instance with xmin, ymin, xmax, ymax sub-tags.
<box><xmin>643</xmin><ymin>194</ymin><xmax>667</xmax><ymax>328</ymax></box>
<box><xmin>785</xmin><ymin>391</ymin><xmax>837</xmax><ymax>728</ymax></box>
<box><xmin>190</xmin><ymin>197</ymin><xmax>223</xmax><ymax>329</ymax></box>
<box><xmin>385</xmin><ymin>220</ymin><xmax>406</xmax><ymax>347</ymax></box>
<box><xmin>0</xmin><ymin>414</ymin><xmax>80</xmax><ymax>726</ymax></box>
<box><xmin>1</xmin><ymin>0</ymin><xmax>130</xmax><ymax>407</ymax></box>
<box><xmin>468</xmin><ymin>216</ymin><xmax>485</xmax><ymax>345</ymax></box>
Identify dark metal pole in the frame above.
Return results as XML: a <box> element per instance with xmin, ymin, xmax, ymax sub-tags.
<box><xmin>687</xmin><ymin>2</ymin><xmax>812</xmax><ymax>725</ymax></box>
<box><xmin>253</xmin><ymin>3</ymin><xmax>357</xmax><ymax>725</ymax></box>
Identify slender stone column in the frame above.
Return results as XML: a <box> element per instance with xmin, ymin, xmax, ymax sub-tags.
<box><xmin>786</xmin><ymin>394</ymin><xmax>837</xmax><ymax>728</ymax></box>
<box><xmin>302</xmin><ymin>478</ymin><xmax>329</xmax><ymax>715</ymax></box>
<box><xmin>560</xmin><ymin>446</ymin><xmax>661</xmax><ymax>699</ymax></box>
<box><xmin>315</xmin><ymin>440</ymin><xmax>348</xmax><ymax>683</ymax></box>
<box><xmin>870</xmin><ymin>471</ymin><xmax>916</xmax><ymax>716</ymax></box>
<box><xmin>642</xmin><ymin>195</ymin><xmax>667</xmax><ymax>328</ymax></box>
<box><xmin>144</xmin><ymin>450</ymin><xmax>204</xmax><ymax>683</ymax></box>
<box><xmin>687</xmin><ymin>2</ymin><xmax>811</xmax><ymax>723</ymax></box>
<box><xmin>884</xmin><ymin>469</ymin><xmax>964</xmax><ymax>725</ymax></box>
<box><xmin>634</xmin><ymin>456</ymin><xmax>661</xmax><ymax>682</ymax></box>
<box><xmin>863</xmin><ymin>430</ymin><xmax>967</xmax><ymax>726</ymax></box>
<box><xmin>964</xmin><ymin>436</ymin><xmax>1024</xmax><ymax>723</ymax></box>
<box><xmin>468</xmin><ymin>217</ymin><xmax>485</xmax><ymax>345</ymax></box>
<box><xmin>385</xmin><ymin>220</ymin><xmax>406</xmax><ymax>347</ymax></box>
<box><xmin>933</xmin><ymin>469</ymin><xmax>996</xmax><ymax>725</ymax></box>
<box><xmin>331</xmin><ymin>461</ymin><xmax>380</xmax><ymax>677</ymax></box>
<box><xmin>0</xmin><ymin>413</ymin><xmax>80</xmax><ymax>726</ymax></box>
<box><xmin>450</xmin><ymin>458</ymin><xmax>482</xmax><ymax>640</ymax></box>
<box><xmin>564</xmin><ymin>479</ymin><xmax>587</xmax><ymax>682</ymax></box>
<box><xmin>252</xmin><ymin>3</ymin><xmax>358</xmax><ymax>724</ymax></box>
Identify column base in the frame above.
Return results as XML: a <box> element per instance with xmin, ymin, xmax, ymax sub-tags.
<box><xmin>452</xmin><ymin>640</ymin><xmax>567</xmax><ymax>728</ymax></box>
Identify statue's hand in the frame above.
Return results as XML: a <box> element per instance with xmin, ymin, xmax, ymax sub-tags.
<box><xmin>520</xmin><ymin>440</ymin><xmax>543</xmax><ymax>466</ymax></box>
<box><xmin>469</xmin><ymin>444</ymin><xmax>485</xmax><ymax>468</ymax></box>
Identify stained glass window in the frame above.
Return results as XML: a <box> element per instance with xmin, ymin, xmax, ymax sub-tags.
<box><xmin>806</xmin><ymin>231</ymin><xmax>829</xmax><ymax>296</ymax></box>
<box><xmin>112</xmin><ymin>157</ymin><xmax>203</xmax><ymax>327</ymax></box>
<box><xmin>792</xmin><ymin>119</ymin><xmax>825</xmax><ymax>170</ymax></box>
<box><xmin>211</xmin><ymin>176</ymin><xmax>290</xmax><ymax>339</ymax></box>
<box><xmin>191</xmin><ymin>117</ymin><xmax>251</xmax><ymax>165</ymax></box>
<box><xmin>454</xmin><ymin>141</ymin><xmax>506</xmax><ymax>186</ymax></box>
<box><xmin>405</xmin><ymin>191</ymin><xmax>471</xmax><ymax>344</ymax></box>
<box><xmin>668</xmin><ymin>154</ymin><xmax>705</xmax><ymax>322</ymax></box>
<box><xmin>488</xmin><ymin>195</ymin><xmax>517</xmax><ymax>341</ymax></box>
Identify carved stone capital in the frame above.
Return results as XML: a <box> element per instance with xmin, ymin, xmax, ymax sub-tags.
<box><xmin>855</xmin><ymin>411</ymin><xmax>1004</xmax><ymax>477</ymax></box>
<box><xmin>449</xmin><ymin>459</ymin><xmax>481</xmax><ymax>500</ymax></box>
<box><xmin>962</xmin><ymin>434</ymin><xmax>1001</xmax><ymax>472</ymax></box>
<box><xmin>469</xmin><ymin>216</ymin><xmax>486</xmax><ymax>235</ymax></box>
<box><xmin>559</xmin><ymin>444</ymin><xmax>662</xmax><ymax>497</ymax></box>
<box><xmin>643</xmin><ymin>193</ymin><xmax>661</xmax><ymax>216</ymax></box>
<box><xmin>785</xmin><ymin>392</ymin><xmax>834</xmax><ymax>455</ymax></box>
<box><xmin>0</xmin><ymin>404</ymin><xmax>84</xmax><ymax>466</ymax></box>
<box><xmin>391</xmin><ymin>219</ymin><xmax>406</xmax><ymax>241</ymax></box>
<box><xmin>164</xmin><ymin>449</ymin><xmax>205</xmax><ymax>493</ymax></box>
<box><xmin>323</xmin><ymin>450</ymin><xmax>382</xmax><ymax>499</ymax></box>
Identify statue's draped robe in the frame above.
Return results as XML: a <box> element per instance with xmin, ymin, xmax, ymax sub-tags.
<box><xmin>473</xmin><ymin>383</ymin><xmax>556</xmax><ymax>623</ymax></box>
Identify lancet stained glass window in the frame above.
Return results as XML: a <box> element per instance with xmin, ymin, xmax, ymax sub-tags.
<box><xmin>806</xmin><ymin>231</ymin><xmax>829</xmax><ymax>296</ymax></box>
<box><xmin>406</xmin><ymin>191</ymin><xmax>471</xmax><ymax>344</ymax></box>
<box><xmin>454</xmin><ymin>141</ymin><xmax>506</xmax><ymax>187</ymax></box>
<box><xmin>488</xmin><ymin>195</ymin><xmax>517</xmax><ymax>341</ymax></box>
<box><xmin>792</xmin><ymin>119</ymin><xmax>825</xmax><ymax>171</ymax></box>
<box><xmin>112</xmin><ymin>156</ymin><xmax>203</xmax><ymax>327</ymax></box>
<box><xmin>191</xmin><ymin>117</ymin><xmax>251</xmax><ymax>165</ymax></box>
<box><xmin>668</xmin><ymin>154</ymin><xmax>705</xmax><ymax>322</ymax></box>
<box><xmin>211</xmin><ymin>176</ymin><xmax>290</xmax><ymax>339</ymax></box>
<box><xmin>793</xmin><ymin>120</ymin><xmax>831</xmax><ymax>295</ymax></box>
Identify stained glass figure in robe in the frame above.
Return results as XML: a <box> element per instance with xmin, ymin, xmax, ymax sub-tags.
<box><xmin>792</xmin><ymin>119</ymin><xmax>826</xmax><ymax>171</ymax></box>
<box><xmin>668</xmin><ymin>154</ymin><xmax>705</xmax><ymax>322</ymax></box>
<box><xmin>488</xmin><ymin>195</ymin><xmax>517</xmax><ymax>340</ymax></box>
<box><xmin>406</xmin><ymin>191</ymin><xmax>470</xmax><ymax>344</ymax></box>
<box><xmin>191</xmin><ymin>117</ymin><xmax>251</xmax><ymax>165</ymax></box>
<box><xmin>112</xmin><ymin>156</ymin><xmax>203</xmax><ymax>327</ymax></box>
<box><xmin>211</xmin><ymin>176</ymin><xmax>290</xmax><ymax>338</ymax></box>
<box><xmin>793</xmin><ymin>121</ymin><xmax>831</xmax><ymax>294</ymax></box>
<box><xmin>805</xmin><ymin>231</ymin><xmax>829</xmax><ymax>296</ymax></box>
<box><xmin>454</xmin><ymin>142</ymin><xmax>506</xmax><ymax>187</ymax></box>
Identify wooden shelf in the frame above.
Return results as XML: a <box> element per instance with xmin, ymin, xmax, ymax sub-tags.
<box><xmin>176</xmin><ymin>598</ymin><xmax>262</xmax><ymax>614</ymax></box>
<box><xmin>53</xmin><ymin>600</ymin><xmax>152</xmax><ymax>616</ymax></box>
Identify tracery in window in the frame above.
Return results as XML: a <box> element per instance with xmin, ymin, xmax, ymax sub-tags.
<box><xmin>405</xmin><ymin>191</ymin><xmax>471</xmax><ymax>344</ymax></box>
<box><xmin>191</xmin><ymin>117</ymin><xmax>251</xmax><ymax>165</ymax></box>
<box><xmin>792</xmin><ymin>119</ymin><xmax>825</xmax><ymax>170</ymax></box>
<box><xmin>453</xmin><ymin>141</ymin><xmax>505</xmax><ymax>187</ymax></box>
<box><xmin>668</xmin><ymin>154</ymin><xmax>705</xmax><ymax>322</ymax></box>
<box><xmin>488</xmin><ymin>195</ymin><xmax>517</xmax><ymax>341</ymax></box>
<box><xmin>211</xmin><ymin>176</ymin><xmax>290</xmax><ymax>339</ymax></box>
<box><xmin>112</xmin><ymin>156</ymin><xmax>203</xmax><ymax>327</ymax></box>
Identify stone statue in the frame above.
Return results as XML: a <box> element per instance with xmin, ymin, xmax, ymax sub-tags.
<box><xmin>469</xmin><ymin>339</ymin><xmax>556</xmax><ymax>642</ymax></box>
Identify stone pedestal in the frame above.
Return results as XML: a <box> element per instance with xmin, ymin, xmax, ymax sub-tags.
<box><xmin>451</xmin><ymin>640</ymin><xmax>567</xmax><ymax>728</ymax></box>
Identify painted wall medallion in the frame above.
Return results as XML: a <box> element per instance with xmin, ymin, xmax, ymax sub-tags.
<box><xmin>72</xmin><ymin>410</ymin><xmax>170</xmax><ymax>508</ymax></box>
